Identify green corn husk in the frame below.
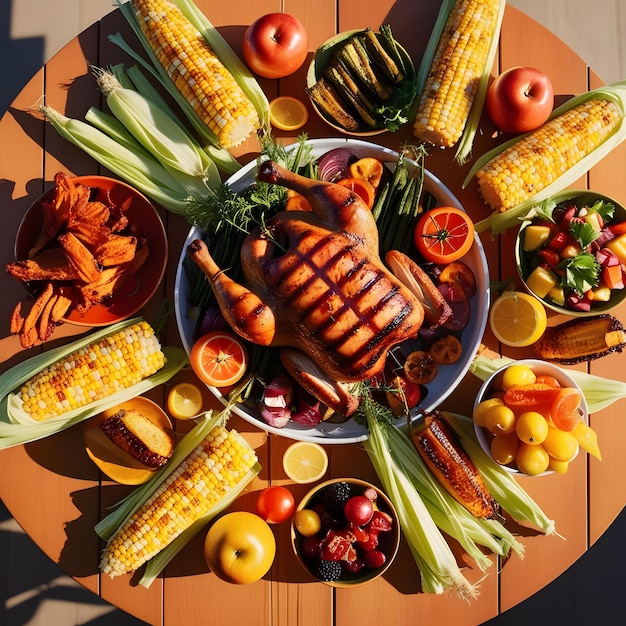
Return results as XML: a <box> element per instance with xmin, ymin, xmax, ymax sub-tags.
<box><xmin>96</xmin><ymin>392</ymin><xmax>261</xmax><ymax>588</ymax></box>
<box><xmin>470</xmin><ymin>350</ymin><xmax>626</xmax><ymax>414</ymax></box>
<box><xmin>466</xmin><ymin>81</ymin><xmax>626</xmax><ymax>235</ymax></box>
<box><xmin>413</xmin><ymin>0</ymin><xmax>506</xmax><ymax>164</ymax></box>
<box><xmin>0</xmin><ymin>318</ymin><xmax>188</xmax><ymax>449</ymax></box>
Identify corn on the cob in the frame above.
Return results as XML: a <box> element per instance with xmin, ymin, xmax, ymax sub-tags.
<box><xmin>477</xmin><ymin>98</ymin><xmax>623</xmax><ymax>212</ymax></box>
<box><xmin>130</xmin><ymin>0</ymin><xmax>260</xmax><ymax>149</ymax></box>
<box><xmin>411</xmin><ymin>411</ymin><xmax>499</xmax><ymax>519</ymax></box>
<box><xmin>534</xmin><ymin>314</ymin><xmax>626</xmax><ymax>364</ymax></box>
<box><xmin>100</xmin><ymin>424</ymin><xmax>257</xmax><ymax>577</ymax></box>
<box><xmin>19</xmin><ymin>321</ymin><xmax>165</xmax><ymax>421</ymax></box>
<box><xmin>413</xmin><ymin>0</ymin><xmax>502</xmax><ymax>149</ymax></box>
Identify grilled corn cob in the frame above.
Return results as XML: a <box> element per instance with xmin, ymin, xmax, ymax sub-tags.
<box><xmin>19</xmin><ymin>321</ymin><xmax>165</xmax><ymax>421</ymax></box>
<box><xmin>411</xmin><ymin>411</ymin><xmax>499</xmax><ymax>519</ymax></box>
<box><xmin>534</xmin><ymin>314</ymin><xmax>626</xmax><ymax>364</ymax></box>
<box><xmin>476</xmin><ymin>98</ymin><xmax>623</xmax><ymax>212</ymax></box>
<box><xmin>100</xmin><ymin>424</ymin><xmax>258</xmax><ymax>577</ymax></box>
<box><xmin>413</xmin><ymin>0</ymin><xmax>502</xmax><ymax>149</ymax></box>
<box><xmin>130</xmin><ymin>0</ymin><xmax>260</xmax><ymax>149</ymax></box>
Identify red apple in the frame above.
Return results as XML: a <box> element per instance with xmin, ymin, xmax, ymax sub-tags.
<box><xmin>485</xmin><ymin>66</ymin><xmax>554</xmax><ymax>134</ymax></box>
<box><xmin>204</xmin><ymin>512</ymin><xmax>276</xmax><ymax>584</ymax></box>
<box><xmin>243</xmin><ymin>13</ymin><xmax>308</xmax><ymax>79</ymax></box>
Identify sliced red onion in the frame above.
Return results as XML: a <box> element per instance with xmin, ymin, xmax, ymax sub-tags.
<box><xmin>198</xmin><ymin>306</ymin><xmax>227</xmax><ymax>336</ymax></box>
<box><xmin>263</xmin><ymin>376</ymin><xmax>294</xmax><ymax>401</ymax></box>
<box><xmin>317</xmin><ymin>148</ymin><xmax>355</xmax><ymax>182</ymax></box>
<box><xmin>260</xmin><ymin>404</ymin><xmax>292</xmax><ymax>428</ymax></box>
<box><xmin>291</xmin><ymin>389</ymin><xmax>323</xmax><ymax>426</ymax></box>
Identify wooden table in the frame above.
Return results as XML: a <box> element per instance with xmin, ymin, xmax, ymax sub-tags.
<box><xmin>1</xmin><ymin>1</ymin><xmax>625</xmax><ymax>624</ymax></box>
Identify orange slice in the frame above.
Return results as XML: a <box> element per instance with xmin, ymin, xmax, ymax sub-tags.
<box><xmin>190</xmin><ymin>331</ymin><xmax>248</xmax><ymax>388</ymax></box>
<box><xmin>550</xmin><ymin>387</ymin><xmax>583</xmax><ymax>432</ymax></box>
<box><xmin>269</xmin><ymin>96</ymin><xmax>309</xmax><ymax>131</ymax></box>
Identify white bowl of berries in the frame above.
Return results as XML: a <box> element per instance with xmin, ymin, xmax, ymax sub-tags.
<box><xmin>291</xmin><ymin>478</ymin><xmax>400</xmax><ymax>587</ymax></box>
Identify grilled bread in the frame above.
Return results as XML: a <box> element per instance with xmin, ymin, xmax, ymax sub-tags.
<box><xmin>101</xmin><ymin>409</ymin><xmax>174</xmax><ymax>468</ymax></box>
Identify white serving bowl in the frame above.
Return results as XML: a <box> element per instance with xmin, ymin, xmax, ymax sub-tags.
<box><xmin>174</xmin><ymin>138</ymin><xmax>489</xmax><ymax>444</ymax></box>
<box><xmin>473</xmin><ymin>359</ymin><xmax>588</xmax><ymax>476</ymax></box>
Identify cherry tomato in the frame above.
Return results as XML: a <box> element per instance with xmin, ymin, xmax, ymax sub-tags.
<box><xmin>385</xmin><ymin>375</ymin><xmax>421</xmax><ymax>416</ymax></box>
<box><xmin>190</xmin><ymin>331</ymin><xmax>248</xmax><ymax>388</ymax></box>
<box><xmin>256</xmin><ymin>485</ymin><xmax>295</xmax><ymax>524</ymax></box>
<box><xmin>414</xmin><ymin>207</ymin><xmax>475</xmax><ymax>264</ymax></box>
<box><xmin>428</xmin><ymin>335</ymin><xmax>463</xmax><ymax>364</ymax></box>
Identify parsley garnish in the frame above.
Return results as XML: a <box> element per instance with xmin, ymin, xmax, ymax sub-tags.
<box><xmin>559</xmin><ymin>252</ymin><xmax>600</xmax><ymax>295</ymax></box>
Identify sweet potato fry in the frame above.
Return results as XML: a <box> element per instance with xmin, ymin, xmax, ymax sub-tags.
<box><xmin>37</xmin><ymin>292</ymin><xmax>58</xmax><ymax>342</ymax></box>
<box><xmin>58</xmin><ymin>232</ymin><xmax>101</xmax><ymax>283</ymax></box>
<box><xmin>22</xmin><ymin>282</ymin><xmax>54</xmax><ymax>335</ymax></box>
<box><xmin>95</xmin><ymin>234</ymin><xmax>137</xmax><ymax>266</ymax></box>
<box><xmin>10</xmin><ymin>303</ymin><xmax>24</xmax><ymax>334</ymax></box>
<box><xmin>69</xmin><ymin>220</ymin><xmax>111</xmax><ymax>249</ymax></box>
<box><xmin>50</xmin><ymin>287</ymin><xmax>74</xmax><ymax>322</ymax></box>
<box><xmin>6</xmin><ymin>247</ymin><xmax>80</xmax><ymax>282</ymax></box>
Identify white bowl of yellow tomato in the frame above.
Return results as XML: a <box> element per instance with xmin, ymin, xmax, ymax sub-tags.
<box><xmin>472</xmin><ymin>359</ymin><xmax>599</xmax><ymax>477</ymax></box>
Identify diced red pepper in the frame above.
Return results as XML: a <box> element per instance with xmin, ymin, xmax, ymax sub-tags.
<box><xmin>609</xmin><ymin>220</ymin><xmax>626</xmax><ymax>236</ymax></box>
<box><xmin>320</xmin><ymin>530</ymin><xmax>352</xmax><ymax>561</ymax></box>
<box><xmin>549</xmin><ymin>230</ymin><xmax>570</xmax><ymax>251</ymax></box>
<box><xmin>537</xmin><ymin>247</ymin><xmax>561</xmax><ymax>270</ymax></box>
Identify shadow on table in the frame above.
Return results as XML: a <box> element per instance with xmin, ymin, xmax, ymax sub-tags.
<box><xmin>1</xmin><ymin>499</ymin><xmax>148</xmax><ymax>626</ymax></box>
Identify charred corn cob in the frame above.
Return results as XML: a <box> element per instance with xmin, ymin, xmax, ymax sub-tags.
<box><xmin>476</xmin><ymin>98</ymin><xmax>623</xmax><ymax>211</ymax></box>
<box><xmin>413</xmin><ymin>0</ymin><xmax>502</xmax><ymax>149</ymax></box>
<box><xmin>534</xmin><ymin>314</ymin><xmax>626</xmax><ymax>364</ymax></box>
<box><xmin>19</xmin><ymin>321</ymin><xmax>165</xmax><ymax>421</ymax></box>
<box><xmin>130</xmin><ymin>0</ymin><xmax>260</xmax><ymax>149</ymax></box>
<box><xmin>100</xmin><ymin>424</ymin><xmax>258</xmax><ymax>577</ymax></box>
<box><xmin>411</xmin><ymin>411</ymin><xmax>499</xmax><ymax>519</ymax></box>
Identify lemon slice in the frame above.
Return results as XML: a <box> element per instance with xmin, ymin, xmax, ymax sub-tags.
<box><xmin>282</xmin><ymin>441</ymin><xmax>328</xmax><ymax>484</ymax></box>
<box><xmin>167</xmin><ymin>382</ymin><xmax>204</xmax><ymax>419</ymax></box>
<box><xmin>269</xmin><ymin>96</ymin><xmax>308</xmax><ymax>131</ymax></box>
<box><xmin>489</xmin><ymin>291</ymin><xmax>548</xmax><ymax>347</ymax></box>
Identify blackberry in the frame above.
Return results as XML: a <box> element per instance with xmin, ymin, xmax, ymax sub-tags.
<box><xmin>322</xmin><ymin>481</ymin><xmax>351</xmax><ymax>513</ymax></box>
<box><xmin>311</xmin><ymin>558</ymin><xmax>342</xmax><ymax>582</ymax></box>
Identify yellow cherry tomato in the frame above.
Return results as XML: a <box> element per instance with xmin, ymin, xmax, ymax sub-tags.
<box><xmin>515</xmin><ymin>411</ymin><xmax>549</xmax><ymax>445</ymax></box>
<box><xmin>502</xmin><ymin>364</ymin><xmax>537</xmax><ymax>390</ymax></box>
<box><xmin>490</xmin><ymin>432</ymin><xmax>520</xmax><ymax>466</ymax></box>
<box><xmin>516</xmin><ymin>442</ymin><xmax>550</xmax><ymax>476</ymax></box>
<box><xmin>542</xmin><ymin>426</ymin><xmax>579</xmax><ymax>462</ymax></box>
<box><xmin>484</xmin><ymin>403</ymin><xmax>516</xmax><ymax>435</ymax></box>
<box><xmin>473</xmin><ymin>397</ymin><xmax>504</xmax><ymax>428</ymax></box>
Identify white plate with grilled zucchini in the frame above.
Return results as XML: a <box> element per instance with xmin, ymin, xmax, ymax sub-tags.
<box><xmin>174</xmin><ymin>138</ymin><xmax>489</xmax><ymax>444</ymax></box>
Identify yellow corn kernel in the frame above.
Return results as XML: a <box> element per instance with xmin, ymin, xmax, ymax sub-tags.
<box><xmin>413</xmin><ymin>0</ymin><xmax>501</xmax><ymax>148</ymax></box>
<box><xmin>477</xmin><ymin>98</ymin><xmax>623</xmax><ymax>211</ymax></box>
<box><xmin>100</xmin><ymin>425</ymin><xmax>257</xmax><ymax>577</ymax></box>
<box><xmin>131</xmin><ymin>0</ymin><xmax>259</xmax><ymax>149</ymax></box>
<box><xmin>19</xmin><ymin>321</ymin><xmax>165</xmax><ymax>421</ymax></box>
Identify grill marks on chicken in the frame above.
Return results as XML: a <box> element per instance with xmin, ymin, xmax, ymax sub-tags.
<box><xmin>188</xmin><ymin>159</ymin><xmax>426</xmax><ymax>415</ymax></box>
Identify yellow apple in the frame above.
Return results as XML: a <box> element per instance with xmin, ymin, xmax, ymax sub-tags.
<box><xmin>204</xmin><ymin>511</ymin><xmax>276</xmax><ymax>584</ymax></box>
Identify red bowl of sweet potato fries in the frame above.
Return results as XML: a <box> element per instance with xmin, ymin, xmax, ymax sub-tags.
<box><xmin>9</xmin><ymin>174</ymin><xmax>167</xmax><ymax>348</ymax></box>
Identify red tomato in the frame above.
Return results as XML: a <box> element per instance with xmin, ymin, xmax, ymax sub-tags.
<box><xmin>385</xmin><ymin>375</ymin><xmax>421</xmax><ymax>416</ymax></box>
<box><xmin>414</xmin><ymin>207</ymin><xmax>475</xmax><ymax>264</ymax></box>
<box><xmin>256</xmin><ymin>486</ymin><xmax>295</xmax><ymax>524</ymax></box>
<box><xmin>485</xmin><ymin>66</ymin><xmax>554</xmax><ymax>134</ymax></box>
<box><xmin>242</xmin><ymin>13</ymin><xmax>308</xmax><ymax>79</ymax></box>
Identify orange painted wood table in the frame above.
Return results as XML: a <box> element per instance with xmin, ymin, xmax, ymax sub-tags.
<box><xmin>1</xmin><ymin>1</ymin><xmax>625</xmax><ymax>625</ymax></box>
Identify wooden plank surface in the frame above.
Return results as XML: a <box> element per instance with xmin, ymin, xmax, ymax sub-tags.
<box><xmin>1</xmin><ymin>1</ymin><xmax>625</xmax><ymax>625</ymax></box>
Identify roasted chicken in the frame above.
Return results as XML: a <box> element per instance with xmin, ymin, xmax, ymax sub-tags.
<box><xmin>188</xmin><ymin>160</ymin><xmax>434</xmax><ymax>415</ymax></box>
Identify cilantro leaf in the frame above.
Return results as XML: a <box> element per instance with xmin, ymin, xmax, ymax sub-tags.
<box><xmin>587</xmin><ymin>199</ymin><xmax>615</xmax><ymax>223</ymax></box>
<box><xmin>559</xmin><ymin>252</ymin><xmax>600</xmax><ymax>295</ymax></box>
<box><xmin>569</xmin><ymin>219</ymin><xmax>601</xmax><ymax>248</ymax></box>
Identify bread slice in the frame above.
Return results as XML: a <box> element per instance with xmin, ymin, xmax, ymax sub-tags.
<box><xmin>100</xmin><ymin>409</ymin><xmax>174</xmax><ymax>468</ymax></box>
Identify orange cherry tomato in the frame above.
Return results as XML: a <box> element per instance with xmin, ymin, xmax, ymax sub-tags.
<box><xmin>414</xmin><ymin>207</ymin><xmax>475</xmax><ymax>264</ymax></box>
<box><xmin>349</xmin><ymin>157</ymin><xmax>384</xmax><ymax>189</ymax></box>
<box><xmin>336</xmin><ymin>176</ymin><xmax>376</xmax><ymax>209</ymax></box>
<box><xmin>428</xmin><ymin>335</ymin><xmax>463</xmax><ymax>365</ymax></box>
<box><xmin>190</xmin><ymin>331</ymin><xmax>248</xmax><ymax>388</ymax></box>
<box><xmin>403</xmin><ymin>350</ymin><xmax>438</xmax><ymax>385</ymax></box>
